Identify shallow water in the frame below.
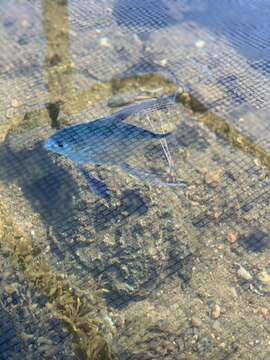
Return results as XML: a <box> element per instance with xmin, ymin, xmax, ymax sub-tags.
<box><xmin>0</xmin><ymin>1</ymin><xmax>270</xmax><ymax>359</ymax></box>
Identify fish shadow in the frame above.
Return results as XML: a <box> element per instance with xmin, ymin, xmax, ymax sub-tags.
<box><xmin>0</xmin><ymin>137</ymin><xmax>152</xmax><ymax>276</ymax></box>
<box><xmin>91</xmin><ymin>188</ymin><xmax>150</xmax><ymax>232</ymax></box>
<box><xmin>0</xmin><ymin>139</ymin><xmax>81</xmax><ymax>260</ymax></box>
<box><xmin>0</xmin><ymin>137</ymin><xmax>196</xmax><ymax>309</ymax></box>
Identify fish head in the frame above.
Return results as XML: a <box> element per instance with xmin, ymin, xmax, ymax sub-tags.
<box><xmin>44</xmin><ymin>129</ymin><xmax>72</xmax><ymax>156</ymax></box>
<box><xmin>44</xmin><ymin>125</ymin><xmax>94</xmax><ymax>164</ymax></box>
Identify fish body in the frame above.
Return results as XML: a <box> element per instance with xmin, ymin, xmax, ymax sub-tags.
<box><xmin>44</xmin><ymin>98</ymin><xmax>182</xmax><ymax>199</ymax></box>
<box><xmin>45</xmin><ymin>107</ymin><xmax>171</xmax><ymax>166</ymax></box>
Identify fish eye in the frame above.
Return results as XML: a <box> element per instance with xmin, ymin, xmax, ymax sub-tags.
<box><xmin>57</xmin><ymin>142</ymin><xmax>64</xmax><ymax>148</ymax></box>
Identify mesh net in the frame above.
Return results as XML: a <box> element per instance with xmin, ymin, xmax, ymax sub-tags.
<box><xmin>0</xmin><ymin>1</ymin><xmax>270</xmax><ymax>359</ymax></box>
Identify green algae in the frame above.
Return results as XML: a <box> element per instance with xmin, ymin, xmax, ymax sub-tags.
<box><xmin>0</xmin><ymin>202</ymin><xmax>114</xmax><ymax>360</ymax></box>
<box><xmin>176</xmin><ymin>91</ymin><xmax>270</xmax><ymax>173</ymax></box>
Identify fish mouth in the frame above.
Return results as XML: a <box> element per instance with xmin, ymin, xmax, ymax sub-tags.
<box><xmin>43</xmin><ymin>139</ymin><xmax>49</xmax><ymax>149</ymax></box>
<box><xmin>43</xmin><ymin>138</ymin><xmax>53</xmax><ymax>150</ymax></box>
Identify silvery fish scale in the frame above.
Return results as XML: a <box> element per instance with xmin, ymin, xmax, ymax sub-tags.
<box><xmin>45</xmin><ymin>98</ymin><xmax>172</xmax><ymax>167</ymax></box>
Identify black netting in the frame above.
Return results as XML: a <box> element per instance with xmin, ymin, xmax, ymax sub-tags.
<box><xmin>0</xmin><ymin>1</ymin><xmax>270</xmax><ymax>359</ymax></box>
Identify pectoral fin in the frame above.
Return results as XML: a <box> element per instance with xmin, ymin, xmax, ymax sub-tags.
<box><xmin>78</xmin><ymin>165</ymin><xmax>111</xmax><ymax>203</ymax></box>
<box><xmin>120</xmin><ymin>163</ymin><xmax>187</xmax><ymax>188</ymax></box>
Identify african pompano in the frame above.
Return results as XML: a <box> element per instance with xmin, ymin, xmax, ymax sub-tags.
<box><xmin>44</xmin><ymin>98</ymin><xmax>171</xmax><ymax>166</ymax></box>
<box><xmin>44</xmin><ymin>97</ymin><xmax>186</xmax><ymax>200</ymax></box>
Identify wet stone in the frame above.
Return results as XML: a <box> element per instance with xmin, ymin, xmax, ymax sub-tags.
<box><xmin>237</xmin><ymin>265</ymin><xmax>252</xmax><ymax>281</ymax></box>
<box><xmin>211</xmin><ymin>304</ymin><xmax>221</xmax><ymax>319</ymax></box>
<box><xmin>191</xmin><ymin>316</ymin><xmax>202</xmax><ymax>327</ymax></box>
<box><xmin>11</xmin><ymin>99</ymin><xmax>20</xmax><ymax>108</ymax></box>
<box><xmin>257</xmin><ymin>270</ymin><xmax>270</xmax><ymax>288</ymax></box>
<box><xmin>227</xmin><ymin>232</ymin><xmax>237</xmax><ymax>243</ymax></box>
<box><xmin>260</xmin><ymin>307</ymin><xmax>269</xmax><ymax>319</ymax></box>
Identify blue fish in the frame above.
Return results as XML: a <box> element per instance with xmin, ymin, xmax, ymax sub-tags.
<box><xmin>44</xmin><ymin>99</ymin><xmax>171</xmax><ymax>165</ymax></box>
<box><xmin>44</xmin><ymin>97</ymin><xmax>184</xmax><ymax>199</ymax></box>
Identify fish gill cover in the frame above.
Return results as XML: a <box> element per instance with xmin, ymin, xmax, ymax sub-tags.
<box><xmin>0</xmin><ymin>0</ymin><xmax>270</xmax><ymax>359</ymax></box>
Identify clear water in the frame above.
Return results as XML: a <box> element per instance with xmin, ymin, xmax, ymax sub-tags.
<box><xmin>0</xmin><ymin>1</ymin><xmax>269</xmax><ymax>359</ymax></box>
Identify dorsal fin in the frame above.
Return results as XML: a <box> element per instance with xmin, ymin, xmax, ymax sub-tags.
<box><xmin>111</xmin><ymin>96</ymin><xmax>175</xmax><ymax>122</ymax></box>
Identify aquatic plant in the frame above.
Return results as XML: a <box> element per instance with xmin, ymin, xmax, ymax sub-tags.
<box><xmin>0</xmin><ymin>202</ymin><xmax>114</xmax><ymax>360</ymax></box>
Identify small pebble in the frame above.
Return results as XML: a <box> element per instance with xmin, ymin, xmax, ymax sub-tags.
<box><xmin>195</xmin><ymin>40</ymin><xmax>205</xmax><ymax>48</ymax></box>
<box><xmin>159</xmin><ymin>59</ymin><xmax>168</xmax><ymax>67</ymax></box>
<box><xmin>230</xmin><ymin>287</ymin><xmax>238</xmax><ymax>298</ymax></box>
<box><xmin>237</xmin><ymin>265</ymin><xmax>252</xmax><ymax>281</ymax></box>
<box><xmin>100</xmin><ymin>37</ymin><xmax>110</xmax><ymax>47</ymax></box>
<box><xmin>179</xmin><ymin>92</ymin><xmax>191</xmax><ymax>104</ymax></box>
<box><xmin>6</xmin><ymin>108</ymin><xmax>14</xmax><ymax>118</ymax></box>
<box><xmin>211</xmin><ymin>304</ymin><xmax>221</xmax><ymax>319</ymax></box>
<box><xmin>227</xmin><ymin>232</ymin><xmax>237</xmax><ymax>243</ymax></box>
<box><xmin>37</xmin><ymin>336</ymin><xmax>52</xmax><ymax>345</ymax></box>
<box><xmin>257</xmin><ymin>270</ymin><xmax>270</xmax><ymax>287</ymax></box>
<box><xmin>21</xmin><ymin>19</ymin><xmax>30</xmax><ymax>28</ymax></box>
<box><xmin>260</xmin><ymin>307</ymin><xmax>268</xmax><ymax>319</ymax></box>
<box><xmin>204</xmin><ymin>170</ymin><xmax>222</xmax><ymax>187</ymax></box>
<box><xmin>11</xmin><ymin>99</ymin><xmax>20</xmax><ymax>108</ymax></box>
<box><xmin>191</xmin><ymin>316</ymin><xmax>202</xmax><ymax>327</ymax></box>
